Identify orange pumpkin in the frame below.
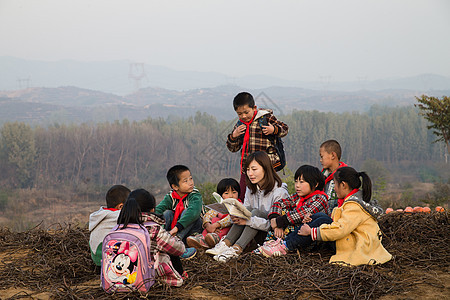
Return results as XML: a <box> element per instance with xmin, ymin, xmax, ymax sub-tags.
<box><xmin>435</xmin><ymin>206</ymin><xmax>445</xmax><ymax>212</ymax></box>
<box><xmin>404</xmin><ymin>206</ymin><xmax>414</xmax><ymax>213</ymax></box>
<box><xmin>413</xmin><ymin>206</ymin><xmax>423</xmax><ymax>213</ymax></box>
<box><xmin>422</xmin><ymin>207</ymin><xmax>431</xmax><ymax>213</ymax></box>
<box><xmin>385</xmin><ymin>208</ymin><xmax>394</xmax><ymax>214</ymax></box>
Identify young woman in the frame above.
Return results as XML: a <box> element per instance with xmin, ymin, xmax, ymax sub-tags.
<box><xmin>206</xmin><ymin>151</ymin><xmax>289</xmax><ymax>262</ymax></box>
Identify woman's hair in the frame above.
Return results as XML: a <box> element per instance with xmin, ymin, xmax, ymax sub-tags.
<box><xmin>334</xmin><ymin>167</ymin><xmax>372</xmax><ymax>203</ymax></box>
<box><xmin>217</xmin><ymin>178</ymin><xmax>240</xmax><ymax>197</ymax></box>
<box><xmin>117</xmin><ymin>197</ymin><xmax>142</xmax><ymax>229</ymax></box>
<box><xmin>294</xmin><ymin>165</ymin><xmax>325</xmax><ymax>192</ymax></box>
<box><xmin>245</xmin><ymin>151</ymin><xmax>282</xmax><ymax>195</ymax></box>
<box><xmin>117</xmin><ymin>189</ymin><xmax>156</xmax><ymax>228</ymax></box>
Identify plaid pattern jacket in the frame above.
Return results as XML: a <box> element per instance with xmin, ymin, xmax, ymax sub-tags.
<box><xmin>142</xmin><ymin>213</ymin><xmax>186</xmax><ymax>287</ymax></box>
<box><xmin>202</xmin><ymin>208</ymin><xmax>232</xmax><ymax>229</ymax></box>
<box><xmin>268</xmin><ymin>192</ymin><xmax>329</xmax><ymax>228</ymax></box>
<box><xmin>226</xmin><ymin>109</ymin><xmax>288</xmax><ymax>172</ymax></box>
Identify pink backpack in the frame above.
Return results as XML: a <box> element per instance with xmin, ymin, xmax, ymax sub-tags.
<box><xmin>101</xmin><ymin>222</ymin><xmax>156</xmax><ymax>293</ymax></box>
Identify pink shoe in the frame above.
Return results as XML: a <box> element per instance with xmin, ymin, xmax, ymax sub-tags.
<box><xmin>205</xmin><ymin>232</ymin><xmax>220</xmax><ymax>248</ymax></box>
<box><xmin>186</xmin><ymin>234</ymin><xmax>209</xmax><ymax>250</ymax></box>
<box><xmin>260</xmin><ymin>238</ymin><xmax>287</xmax><ymax>257</ymax></box>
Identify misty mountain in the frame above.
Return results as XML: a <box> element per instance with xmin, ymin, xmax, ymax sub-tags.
<box><xmin>1</xmin><ymin>56</ymin><xmax>450</xmax><ymax>95</ymax></box>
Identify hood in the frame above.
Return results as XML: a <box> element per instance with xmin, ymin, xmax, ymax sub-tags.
<box><xmin>346</xmin><ymin>191</ymin><xmax>384</xmax><ymax>220</ymax></box>
<box><xmin>255</xmin><ymin>108</ymin><xmax>272</xmax><ymax>120</ymax></box>
<box><xmin>88</xmin><ymin>207</ymin><xmax>120</xmax><ymax>232</ymax></box>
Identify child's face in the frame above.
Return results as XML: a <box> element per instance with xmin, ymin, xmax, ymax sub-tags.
<box><xmin>173</xmin><ymin>170</ymin><xmax>194</xmax><ymax>196</ymax></box>
<box><xmin>319</xmin><ymin>147</ymin><xmax>334</xmax><ymax>169</ymax></box>
<box><xmin>246</xmin><ymin>159</ymin><xmax>265</xmax><ymax>186</ymax></box>
<box><xmin>235</xmin><ymin>104</ymin><xmax>257</xmax><ymax>123</ymax></box>
<box><xmin>295</xmin><ymin>175</ymin><xmax>313</xmax><ymax>197</ymax></box>
<box><xmin>334</xmin><ymin>180</ymin><xmax>349</xmax><ymax>199</ymax></box>
<box><xmin>222</xmin><ymin>187</ymin><xmax>239</xmax><ymax>200</ymax></box>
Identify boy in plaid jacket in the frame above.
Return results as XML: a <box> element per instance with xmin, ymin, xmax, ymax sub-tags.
<box><xmin>226</xmin><ymin>92</ymin><xmax>288</xmax><ymax>199</ymax></box>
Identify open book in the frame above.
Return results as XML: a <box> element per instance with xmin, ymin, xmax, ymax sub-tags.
<box><xmin>206</xmin><ymin>192</ymin><xmax>252</xmax><ymax>220</ymax></box>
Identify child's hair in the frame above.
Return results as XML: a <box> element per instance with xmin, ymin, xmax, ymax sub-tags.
<box><xmin>334</xmin><ymin>167</ymin><xmax>372</xmax><ymax>203</ymax></box>
<box><xmin>106</xmin><ymin>185</ymin><xmax>131</xmax><ymax>208</ymax></box>
<box><xmin>320</xmin><ymin>139</ymin><xmax>342</xmax><ymax>160</ymax></box>
<box><xmin>294</xmin><ymin>165</ymin><xmax>325</xmax><ymax>192</ymax></box>
<box><xmin>233</xmin><ymin>92</ymin><xmax>255</xmax><ymax>111</ymax></box>
<box><xmin>245</xmin><ymin>151</ymin><xmax>282</xmax><ymax>195</ymax></box>
<box><xmin>217</xmin><ymin>178</ymin><xmax>240</xmax><ymax>197</ymax></box>
<box><xmin>116</xmin><ymin>188</ymin><xmax>156</xmax><ymax>228</ymax></box>
<box><xmin>117</xmin><ymin>197</ymin><xmax>142</xmax><ymax>229</ymax></box>
<box><xmin>130</xmin><ymin>188</ymin><xmax>156</xmax><ymax>213</ymax></box>
<box><xmin>166</xmin><ymin>165</ymin><xmax>190</xmax><ymax>188</ymax></box>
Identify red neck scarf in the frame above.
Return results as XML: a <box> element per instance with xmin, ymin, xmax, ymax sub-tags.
<box><xmin>240</xmin><ymin>110</ymin><xmax>258</xmax><ymax>172</ymax></box>
<box><xmin>170</xmin><ymin>191</ymin><xmax>188</xmax><ymax>229</ymax></box>
<box><xmin>323</xmin><ymin>162</ymin><xmax>348</xmax><ymax>184</ymax></box>
<box><xmin>297</xmin><ymin>190</ymin><xmax>328</xmax><ymax>208</ymax></box>
<box><xmin>103</xmin><ymin>207</ymin><xmax>119</xmax><ymax>211</ymax></box>
<box><xmin>337</xmin><ymin>188</ymin><xmax>359</xmax><ymax>207</ymax></box>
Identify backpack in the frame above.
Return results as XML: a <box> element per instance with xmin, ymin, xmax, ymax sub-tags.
<box><xmin>258</xmin><ymin>115</ymin><xmax>286</xmax><ymax>172</ymax></box>
<box><xmin>101</xmin><ymin>222</ymin><xmax>155</xmax><ymax>293</ymax></box>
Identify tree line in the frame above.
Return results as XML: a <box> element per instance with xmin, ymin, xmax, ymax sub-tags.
<box><xmin>0</xmin><ymin>105</ymin><xmax>446</xmax><ymax>190</ymax></box>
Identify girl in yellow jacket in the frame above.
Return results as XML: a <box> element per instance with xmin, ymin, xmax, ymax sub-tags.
<box><xmin>298</xmin><ymin>166</ymin><xmax>392</xmax><ymax>266</ymax></box>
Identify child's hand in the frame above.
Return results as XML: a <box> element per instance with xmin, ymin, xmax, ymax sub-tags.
<box><xmin>169</xmin><ymin>227</ymin><xmax>179</xmax><ymax>236</ymax></box>
<box><xmin>274</xmin><ymin>227</ymin><xmax>285</xmax><ymax>239</ymax></box>
<box><xmin>303</xmin><ymin>213</ymin><xmax>312</xmax><ymax>223</ymax></box>
<box><xmin>205</xmin><ymin>222</ymin><xmax>220</xmax><ymax>234</ymax></box>
<box><xmin>270</xmin><ymin>218</ymin><xmax>277</xmax><ymax>229</ymax></box>
<box><xmin>298</xmin><ymin>224</ymin><xmax>311</xmax><ymax>236</ymax></box>
<box><xmin>231</xmin><ymin>215</ymin><xmax>248</xmax><ymax>226</ymax></box>
<box><xmin>261</xmin><ymin>124</ymin><xmax>275</xmax><ymax>135</ymax></box>
<box><xmin>232</xmin><ymin>124</ymin><xmax>247</xmax><ymax>138</ymax></box>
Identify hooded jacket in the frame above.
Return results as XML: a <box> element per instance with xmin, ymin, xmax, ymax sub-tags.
<box><xmin>89</xmin><ymin>207</ymin><xmax>120</xmax><ymax>266</ymax></box>
<box><xmin>313</xmin><ymin>191</ymin><xmax>392</xmax><ymax>266</ymax></box>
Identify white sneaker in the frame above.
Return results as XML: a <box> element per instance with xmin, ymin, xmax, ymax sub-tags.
<box><xmin>205</xmin><ymin>237</ymin><xmax>229</xmax><ymax>255</ymax></box>
<box><xmin>214</xmin><ymin>246</ymin><xmax>239</xmax><ymax>262</ymax></box>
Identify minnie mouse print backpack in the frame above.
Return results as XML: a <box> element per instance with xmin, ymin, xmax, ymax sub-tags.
<box><xmin>101</xmin><ymin>222</ymin><xmax>156</xmax><ymax>293</ymax></box>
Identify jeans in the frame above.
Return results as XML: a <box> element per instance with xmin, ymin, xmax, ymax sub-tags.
<box><xmin>284</xmin><ymin>212</ymin><xmax>334</xmax><ymax>251</ymax></box>
<box><xmin>163</xmin><ymin>210</ymin><xmax>203</xmax><ymax>244</ymax></box>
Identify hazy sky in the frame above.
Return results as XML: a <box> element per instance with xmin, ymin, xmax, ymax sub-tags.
<box><xmin>1</xmin><ymin>0</ymin><xmax>449</xmax><ymax>82</ymax></box>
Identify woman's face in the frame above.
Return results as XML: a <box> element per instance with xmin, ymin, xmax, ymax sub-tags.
<box><xmin>246</xmin><ymin>159</ymin><xmax>265</xmax><ymax>186</ymax></box>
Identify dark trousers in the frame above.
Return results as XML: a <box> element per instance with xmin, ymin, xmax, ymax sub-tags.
<box><xmin>170</xmin><ymin>255</ymin><xmax>183</xmax><ymax>275</ymax></box>
<box><xmin>163</xmin><ymin>210</ymin><xmax>203</xmax><ymax>244</ymax></box>
<box><xmin>284</xmin><ymin>212</ymin><xmax>334</xmax><ymax>251</ymax></box>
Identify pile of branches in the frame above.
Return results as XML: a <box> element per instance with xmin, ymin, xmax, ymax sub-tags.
<box><xmin>0</xmin><ymin>212</ymin><xmax>448</xmax><ymax>300</ymax></box>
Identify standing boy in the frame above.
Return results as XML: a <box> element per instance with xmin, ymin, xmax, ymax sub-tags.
<box><xmin>226</xmin><ymin>92</ymin><xmax>289</xmax><ymax>199</ymax></box>
<box><xmin>319</xmin><ymin>140</ymin><xmax>348</xmax><ymax>211</ymax></box>
<box><xmin>155</xmin><ymin>165</ymin><xmax>203</xmax><ymax>258</ymax></box>
<box><xmin>89</xmin><ymin>184</ymin><xmax>130</xmax><ymax>266</ymax></box>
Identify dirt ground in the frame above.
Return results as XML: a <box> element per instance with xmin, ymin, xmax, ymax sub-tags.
<box><xmin>0</xmin><ymin>212</ymin><xmax>448</xmax><ymax>300</ymax></box>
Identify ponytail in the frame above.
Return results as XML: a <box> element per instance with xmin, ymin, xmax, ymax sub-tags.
<box><xmin>117</xmin><ymin>197</ymin><xmax>143</xmax><ymax>229</ymax></box>
<box><xmin>335</xmin><ymin>167</ymin><xmax>372</xmax><ymax>203</ymax></box>
<box><xmin>358</xmin><ymin>172</ymin><xmax>372</xmax><ymax>203</ymax></box>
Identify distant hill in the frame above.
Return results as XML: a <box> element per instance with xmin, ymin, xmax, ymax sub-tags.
<box><xmin>1</xmin><ymin>84</ymin><xmax>449</xmax><ymax>126</ymax></box>
<box><xmin>1</xmin><ymin>56</ymin><xmax>450</xmax><ymax>95</ymax></box>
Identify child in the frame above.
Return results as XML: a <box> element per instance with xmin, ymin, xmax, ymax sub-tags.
<box><xmin>226</xmin><ymin>92</ymin><xmax>289</xmax><ymax>199</ymax></box>
<box><xmin>155</xmin><ymin>165</ymin><xmax>203</xmax><ymax>258</ymax></box>
<box><xmin>186</xmin><ymin>178</ymin><xmax>241</xmax><ymax>250</ymax></box>
<box><xmin>320</xmin><ymin>140</ymin><xmax>347</xmax><ymax>211</ymax></box>
<box><xmin>89</xmin><ymin>184</ymin><xmax>130</xmax><ymax>266</ymax></box>
<box><xmin>206</xmin><ymin>151</ymin><xmax>289</xmax><ymax>262</ymax></box>
<box><xmin>117</xmin><ymin>189</ymin><xmax>188</xmax><ymax>286</ymax></box>
<box><xmin>259</xmin><ymin>165</ymin><xmax>332</xmax><ymax>257</ymax></box>
<box><xmin>298</xmin><ymin>167</ymin><xmax>392</xmax><ymax>266</ymax></box>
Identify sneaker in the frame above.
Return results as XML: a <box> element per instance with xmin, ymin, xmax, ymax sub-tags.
<box><xmin>181</xmin><ymin>247</ymin><xmax>197</xmax><ymax>260</ymax></box>
<box><xmin>260</xmin><ymin>238</ymin><xmax>287</xmax><ymax>257</ymax></box>
<box><xmin>214</xmin><ymin>245</ymin><xmax>239</xmax><ymax>262</ymax></box>
<box><xmin>205</xmin><ymin>237</ymin><xmax>229</xmax><ymax>256</ymax></box>
<box><xmin>205</xmin><ymin>232</ymin><xmax>220</xmax><ymax>248</ymax></box>
<box><xmin>186</xmin><ymin>234</ymin><xmax>209</xmax><ymax>250</ymax></box>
